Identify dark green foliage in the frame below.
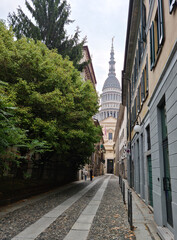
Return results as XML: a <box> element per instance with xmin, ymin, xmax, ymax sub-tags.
<box><xmin>0</xmin><ymin>22</ymin><xmax>101</xmax><ymax>174</ymax></box>
<box><xmin>8</xmin><ymin>0</ymin><xmax>86</xmax><ymax>69</ymax></box>
<box><xmin>0</xmin><ymin>80</ymin><xmax>26</xmax><ymax>175</ymax></box>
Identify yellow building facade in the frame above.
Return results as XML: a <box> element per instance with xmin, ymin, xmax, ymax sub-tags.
<box><xmin>122</xmin><ymin>0</ymin><xmax>177</xmax><ymax>238</ymax></box>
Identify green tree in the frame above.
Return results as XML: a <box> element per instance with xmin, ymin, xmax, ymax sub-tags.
<box><xmin>0</xmin><ymin>22</ymin><xmax>101</xmax><ymax>172</ymax></box>
<box><xmin>0</xmin><ymin>80</ymin><xmax>26</xmax><ymax>175</ymax></box>
<box><xmin>8</xmin><ymin>0</ymin><xmax>86</xmax><ymax>69</ymax></box>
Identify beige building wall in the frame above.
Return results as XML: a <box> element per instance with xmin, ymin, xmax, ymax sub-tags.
<box><xmin>100</xmin><ymin>116</ymin><xmax>117</xmax><ymax>174</ymax></box>
<box><xmin>122</xmin><ymin>0</ymin><xmax>177</xmax><ymax>237</ymax></box>
<box><xmin>114</xmin><ymin>105</ymin><xmax>127</xmax><ymax>178</ymax></box>
<box><xmin>118</xmin><ymin>108</ymin><xmax>127</xmax><ymax>178</ymax></box>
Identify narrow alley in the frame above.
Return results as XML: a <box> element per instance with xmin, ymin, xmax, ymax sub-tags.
<box><xmin>0</xmin><ymin>175</ymin><xmax>135</xmax><ymax>240</ymax></box>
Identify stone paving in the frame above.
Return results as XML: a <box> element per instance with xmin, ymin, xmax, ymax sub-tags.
<box><xmin>0</xmin><ymin>181</ymin><xmax>92</xmax><ymax>240</ymax></box>
<box><xmin>87</xmin><ymin>175</ymin><xmax>135</xmax><ymax>240</ymax></box>
<box><xmin>0</xmin><ymin>175</ymin><xmax>135</xmax><ymax>240</ymax></box>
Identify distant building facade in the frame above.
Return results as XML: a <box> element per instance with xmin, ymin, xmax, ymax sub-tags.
<box><xmin>114</xmin><ymin>104</ymin><xmax>127</xmax><ymax>178</ymax></box>
<box><xmin>81</xmin><ymin>46</ymin><xmax>97</xmax><ymax>88</ymax></box>
<box><xmin>78</xmin><ymin>46</ymin><xmax>104</xmax><ymax>180</ymax></box>
<box><xmin>96</xmin><ymin>41</ymin><xmax>121</xmax><ymax>174</ymax></box>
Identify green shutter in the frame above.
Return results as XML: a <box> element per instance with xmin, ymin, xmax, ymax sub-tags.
<box><xmin>141</xmin><ymin>71</ymin><xmax>145</xmax><ymax>103</ymax></box>
<box><xmin>158</xmin><ymin>0</ymin><xmax>164</xmax><ymax>46</ymax></box>
<box><xmin>138</xmin><ymin>39</ymin><xmax>141</xmax><ymax>65</ymax></box>
<box><xmin>146</xmin><ymin>56</ymin><xmax>149</xmax><ymax>92</ymax></box>
<box><xmin>135</xmin><ymin>57</ymin><xmax>138</xmax><ymax>81</ymax></box>
<box><xmin>150</xmin><ymin>22</ymin><xmax>155</xmax><ymax>70</ymax></box>
<box><xmin>131</xmin><ymin>107</ymin><xmax>134</xmax><ymax>126</ymax></box>
<box><xmin>134</xmin><ymin>63</ymin><xmax>136</xmax><ymax>85</ymax></box>
<box><xmin>141</xmin><ymin>2</ymin><xmax>146</xmax><ymax>42</ymax></box>
<box><xmin>137</xmin><ymin>87</ymin><xmax>140</xmax><ymax>113</ymax></box>
<box><xmin>169</xmin><ymin>0</ymin><xmax>176</xmax><ymax>14</ymax></box>
<box><xmin>133</xmin><ymin>99</ymin><xmax>136</xmax><ymax>124</ymax></box>
<box><xmin>136</xmin><ymin>50</ymin><xmax>139</xmax><ymax>73</ymax></box>
<box><xmin>131</xmin><ymin>74</ymin><xmax>133</xmax><ymax>96</ymax></box>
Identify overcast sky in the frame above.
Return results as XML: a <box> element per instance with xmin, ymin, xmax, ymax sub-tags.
<box><xmin>0</xmin><ymin>0</ymin><xmax>129</xmax><ymax>94</ymax></box>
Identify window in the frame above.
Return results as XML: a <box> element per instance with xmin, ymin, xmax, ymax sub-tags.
<box><xmin>141</xmin><ymin>70</ymin><xmax>145</xmax><ymax>104</ymax></box>
<box><xmin>141</xmin><ymin>1</ymin><xmax>146</xmax><ymax>43</ymax></box>
<box><xmin>140</xmin><ymin>55</ymin><xmax>149</xmax><ymax>103</ymax></box>
<box><xmin>132</xmin><ymin>97</ymin><xmax>137</xmax><ymax>126</ymax></box>
<box><xmin>146</xmin><ymin>125</ymin><xmax>151</xmax><ymax>150</ymax></box>
<box><xmin>157</xmin><ymin>0</ymin><xmax>164</xmax><ymax>46</ymax></box>
<box><xmin>138</xmin><ymin>39</ymin><xmax>142</xmax><ymax>66</ymax></box>
<box><xmin>145</xmin><ymin>56</ymin><xmax>149</xmax><ymax>92</ymax></box>
<box><xmin>137</xmin><ymin>85</ymin><xmax>141</xmax><ymax>113</ymax></box>
<box><xmin>169</xmin><ymin>0</ymin><xmax>176</xmax><ymax>14</ymax></box>
<box><xmin>109</xmin><ymin>133</ymin><xmax>113</xmax><ymax>140</ymax></box>
<box><xmin>150</xmin><ymin>21</ymin><xmax>155</xmax><ymax>69</ymax></box>
<box><xmin>150</xmin><ymin>0</ymin><xmax>164</xmax><ymax>70</ymax></box>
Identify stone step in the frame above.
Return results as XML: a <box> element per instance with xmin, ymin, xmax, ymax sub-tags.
<box><xmin>157</xmin><ymin>226</ymin><xmax>174</xmax><ymax>240</ymax></box>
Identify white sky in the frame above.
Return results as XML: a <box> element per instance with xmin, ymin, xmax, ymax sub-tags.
<box><xmin>0</xmin><ymin>0</ymin><xmax>129</xmax><ymax>94</ymax></box>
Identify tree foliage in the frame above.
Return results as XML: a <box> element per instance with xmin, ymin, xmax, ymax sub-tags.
<box><xmin>0</xmin><ymin>80</ymin><xmax>26</xmax><ymax>175</ymax></box>
<box><xmin>0</xmin><ymin>21</ymin><xmax>101</xmax><ymax>172</ymax></box>
<box><xmin>8</xmin><ymin>0</ymin><xmax>86</xmax><ymax>69</ymax></box>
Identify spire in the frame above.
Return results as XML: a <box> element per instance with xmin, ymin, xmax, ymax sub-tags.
<box><xmin>108</xmin><ymin>37</ymin><xmax>116</xmax><ymax>77</ymax></box>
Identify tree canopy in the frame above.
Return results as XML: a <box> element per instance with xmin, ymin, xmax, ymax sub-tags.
<box><xmin>0</xmin><ymin>21</ymin><xmax>101</xmax><ymax>173</ymax></box>
<box><xmin>8</xmin><ymin>0</ymin><xmax>86</xmax><ymax>69</ymax></box>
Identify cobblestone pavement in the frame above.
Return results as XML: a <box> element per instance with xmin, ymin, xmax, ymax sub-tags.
<box><xmin>0</xmin><ymin>181</ymin><xmax>92</xmax><ymax>240</ymax></box>
<box><xmin>0</xmin><ymin>175</ymin><xmax>135</xmax><ymax>240</ymax></box>
<box><xmin>87</xmin><ymin>175</ymin><xmax>135</xmax><ymax>240</ymax></box>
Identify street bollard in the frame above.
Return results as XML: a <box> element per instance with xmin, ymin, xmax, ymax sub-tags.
<box><xmin>128</xmin><ymin>188</ymin><xmax>133</xmax><ymax>230</ymax></box>
<box><xmin>119</xmin><ymin>175</ymin><xmax>122</xmax><ymax>190</ymax></box>
<box><xmin>122</xmin><ymin>181</ymin><xmax>125</xmax><ymax>204</ymax></box>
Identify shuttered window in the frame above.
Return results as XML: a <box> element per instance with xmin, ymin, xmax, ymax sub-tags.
<box><xmin>137</xmin><ymin>87</ymin><xmax>140</xmax><ymax>113</ymax></box>
<box><xmin>141</xmin><ymin>1</ymin><xmax>146</xmax><ymax>42</ymax></box>
<box><xmin>169</xmin><ymin>0</ymin><xmax>176</xmax><ymax>14</ymax></box>
<box><xmin>150</xmin><ymin>22</ymin><xmax>155</xmax><ymax>70</ymax></box>
<box><xmin>146</xmin><ymin>56</ymin><xmax>149</xmax><ymax>93</ymax></box>
<box><xmin>132</xmin><ymin>99</ymin><xmax>137</xmax><ymax>126</ymax></box>
<box><xmin>131</xmin><ymin>74</ymin><xmax>133</xmax><ymax>96</ymax></box>
<box><xmin>131</xmin><ymin>106</ymin><xmax>134</xmax><ymax>127</ymax></box>
<box><xmin>158</xmin><ymin>0</ymin><xmax>164</xmax><ymax>46</ymax></box>
<box><xmin>141</xmin><ymin>71</ymin><xmax>145</xmax><ymax>104</ymax></box>
<box><xmin>138</xmin><ymin>39</ymin><xmax>141</xmax><ymax>65</ymax></box>
<box><xmin>135</xmin><ymin>57</ymin><xmax>138</xmax><ymax>83</ymax></box>
<box><xmin>150</xmin><ymin>1</ymin><xmax>164</xmax><ymax>70</ymax></box>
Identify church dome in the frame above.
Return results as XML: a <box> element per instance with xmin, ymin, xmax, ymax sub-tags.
<box><xmin>102</xmin><ymin>75</ymin><xmax>120</xmax><ymax>90</ymax></box>
<box><xmin>95</xmin><ymin>39</ymin><xmax>122</xmax><ymax>121</ymax></box>
<box><xmin>102</xmin><ymin>39</ymin><xmax>120</xmax><ymax>91</ymax></box>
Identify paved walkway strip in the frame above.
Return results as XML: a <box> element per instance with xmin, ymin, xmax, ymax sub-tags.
<box><xmin>64</xmin><ymin>176</ymin><xmax>111</xmax><ymax>240</ymax></box>
<box><xmin>11</xmin><ymin>177</ymin><xmax>103</xmax><ymax>240</ymax></box>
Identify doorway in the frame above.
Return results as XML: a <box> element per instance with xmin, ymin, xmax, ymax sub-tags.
<box><xmin>107</xmin><ymin>159</ymin><xmax>114</xmax><ymax>173</ymax></box>
<box><xmin>160</xmin><ymin>102</ymin><xmax>173</xmax><ymax>227</ymax></box>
